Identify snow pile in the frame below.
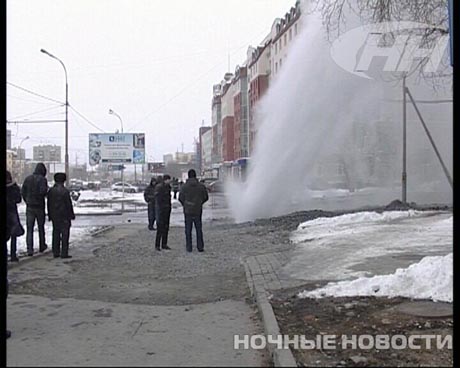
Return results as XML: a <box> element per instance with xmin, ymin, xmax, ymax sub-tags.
<box><xmin>291</xmin><ymin>210</ymin><xmax>427</xmax><ymax>243</ymax></box>
<box><xmin>298</xmin><ymin>253</ymin><xmax>453</xmax><ymax>302</ymax></box>
<box><xmin>285</xmin><ymin>212</ymin><xmax>452</xmax><ymax>281</ymax></box>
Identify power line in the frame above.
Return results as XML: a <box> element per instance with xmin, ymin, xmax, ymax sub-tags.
<box><xmin>7</xmin><ymin>82</ymin><xmax>65</xmax><ymax>105</ymax></box>
<box><xmin>7</xmin><ymin>93</ymin><xmax>62</xmax><ymax>105</ymax></box>
<box><xmin>7</xmin><ymin>104</ymin><xmax>64</xmax><ymax>121</ymax></box>
<box><xmin>6</xmin><ymin>120</ymin><xmax>66</xmax><ymax>124</ymax></box>
<box><xmin>68</xmin><ymin>105</ymin><xmax>106</xmax><ymax>132</ymax></box>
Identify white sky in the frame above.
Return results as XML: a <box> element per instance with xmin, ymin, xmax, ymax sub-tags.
<box><xmin>7</xmin><ymin>0</ymin><xmax>297</xmax><ymax>164</ymax></box>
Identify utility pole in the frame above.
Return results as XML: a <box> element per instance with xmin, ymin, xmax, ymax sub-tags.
<box><xmin>402</xmin><ymin>74</ymin><xmax>407</xmax><ymax>204</ymax></box>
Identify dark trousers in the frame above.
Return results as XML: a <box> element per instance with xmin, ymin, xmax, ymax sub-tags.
<box><xmin>26</xmin><ymin>207</ymin><xmax>46</xmax><ymax>254</ymax></box>
<box><xmin>9</xmin><ymin>236</ymin><xmax>17</xmax><ymax>259</ymax></box>
<box><xmin>173</xmin><ymin>190</ymin><xmax>178</xmax><ymax>199</ymax></box>
<box><xmin>148</xmin><ymin>202</ymin><xmax>156</xmax><ymax>228</ymax></box>
<box><xmin>52</xmin><ymin>220</ymin><xmax>71</xmax><ymax>257</ymax></box>
<box><xmin>185</xmin><ymin>213</ymin><xmax>204</xmax><ymax>252</ymax></box>
<box><xmin>155</xmin><ymin>207</ymin><xmax>171</xmax><ymax>249</ymax></box>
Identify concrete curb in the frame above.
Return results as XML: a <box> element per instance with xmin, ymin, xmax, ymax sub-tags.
<box><xmin>8</xmin><ymin>225</ymin><xmax>114</xmax><ymax>269</ymax></box>
<box><xmin>243</xmin><ymin>257</ymin><xmax>298</xmax><ymax>367</ymax></box>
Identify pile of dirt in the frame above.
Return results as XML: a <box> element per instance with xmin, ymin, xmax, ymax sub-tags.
<box><xmin>270</xmin><ymin>287</ymin><xmax>453</xmax><ymax>367</ymax></box>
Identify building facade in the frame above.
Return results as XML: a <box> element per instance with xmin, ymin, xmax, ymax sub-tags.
<box><xmin>33</xmin><ymin>144</ymin><xmax>62</xmax><ymax>163</ymax></box>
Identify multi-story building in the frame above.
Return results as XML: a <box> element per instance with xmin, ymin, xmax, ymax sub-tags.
<box><xmin>221</xmin><ymin>76</ymin><xmax>236</xmax><ymax>164</ymax></box>
<box><xmin>201</xmin><ymin>128</ymin><xmax>213</xmax><ymax>174</ymax></box>
<box><xmin>247</xmin><ymin>41</ymin><xmax>271</xmax><ymax>155</ymax></box>
<box><xmin>269</xmin><ymin>1</ymin><xmax>302</xmax><ymax>82</ymax></box>
<box><xmin>7</xmin><ymin>150</ymin><xmax>14</xmax><ymax>172</ymax></box>
<box><xmin>33</xmin><ymin>144</ymin><xmax>62</xmax><ymax>163</ymax></box>
<box><xmin>198</xmin><ymin>126</ymin><xmax>212</xmax><ymax>174</ymax></box>
<box><xmin>233</xmin><ymin>65</ymin><xmax>249</xmax><ymax>159</ymax></box>
<box><xmin>7</xmin><ymin>129</ymin><xmax>11</xmax><ymax>150</ymax></box>
<box><xmin>211</xmin><ymin>84</ymin><xmax>222</xmax><ymax>166</ymax></box>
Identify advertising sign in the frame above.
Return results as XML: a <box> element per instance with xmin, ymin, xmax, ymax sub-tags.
<box><xmin>89</xmin><ymin>133</ymin><xmax>145</xmax><ymax>166</ymax></box>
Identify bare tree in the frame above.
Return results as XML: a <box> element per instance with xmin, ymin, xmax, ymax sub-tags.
<box><xmin>310</xmin><ymin>0</ymin><xmax>451</xmax><ymax>85</ymax></box>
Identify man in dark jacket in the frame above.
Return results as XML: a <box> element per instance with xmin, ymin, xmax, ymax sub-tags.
<box><xmin>21</xmin><ymin>162</ymin><xmax>48</xmax><ymax>255</ymax></box>
<box><xmin>154</xmin><ymin>175</ymin><xmax>172</xmax><ymax>251</ymax></box>
<box><xmin>7</xmin><ymin>171</ymin><xmax>23</xmax><ymax>262</ymax></box>
<box><xmin>143</xmin><ymin>177</ymin><xmax>157</xmax><ymax>230</ymax></box>
<box><xmin>179</xmin><ymin>169</ymin><xmax>209</xmax><ymax>252</ymax></box>
<box><xmin>47</xmin><ymin>173</ymin><xmax>75</xmax><ymax>259</ymax></box>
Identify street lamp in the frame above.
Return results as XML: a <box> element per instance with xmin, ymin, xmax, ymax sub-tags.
<box><xmin>108</xmin><ymin>109</ymin><xmax>123</xmax><ymax>133</ymax></box>
<box><xmin>40</xmin><ymin>48</ymin><xmax>69</xmax><ymax>187</ymax></box>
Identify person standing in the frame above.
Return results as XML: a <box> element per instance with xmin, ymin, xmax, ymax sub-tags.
<box><xmin>178</xmin><ymin>169</ymin><xmax>209</xmax><ymax>253</ymax></box>
<box><xmin>143</xmin><ymin>176</ymin><xmax>157</xmax><ymax>230</ymax></box>
<box><xmin>6</xmin><ymin>171</ymin><xmax>24</xmax><ymax>262</ymax></box>
<box><xmin>154</xmin><ymin>175</ymin><xmax>172</xmax><ymax>251</ymax></box>
<box><xmin>172</xmin><ymin>177</ymin><xmax>179</xmax><ymax>199</ymax></box>
<box><xmin>21</xmin><ymin>162</ymin><xmax>49</xmax><ymax>256</ymax></box>
<box><xmin>47</xmin><ymin>173</ymin><xmax>75</xmax><ymax>259</ymax></box>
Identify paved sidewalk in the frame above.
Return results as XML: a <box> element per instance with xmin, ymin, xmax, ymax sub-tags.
<box><xmin>245</xmin><ymin>251</ymin><xmax>307</xmax><ymax>293</ymax></box>
<box><xmin>7</xmin><ymin>294</ymin><xmax>263</xmax><ymax>367</ymax></box>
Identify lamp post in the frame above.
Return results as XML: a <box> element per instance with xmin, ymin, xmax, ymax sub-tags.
<box><xmin>109</xmin><ymin>109</ymin><xmax>126</xmax><ymax>209</ymax></box>
<box><xmin>40</xmin><ymin>49</ymin><xmax>69</xmax><ymax>187</ymax></box>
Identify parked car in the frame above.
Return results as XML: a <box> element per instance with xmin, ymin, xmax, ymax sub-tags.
<box><xmin>133</xmin><ymin>182</ymin><xmax>149</xmax><ymax>193</ymax></box>
<box><xmin>199</xmin><ymin>178</ymin><xmax>218</xmax><ymax>192</ymax></box>
<box><xmin>208</xmin><ymin>180</ymin><xmax>224</xmax><ymax>193</ymax></box>
<box><xmin>111</xmin><ymin>182</ymin><xmax>137</xmax><ymax>193</ymax></box>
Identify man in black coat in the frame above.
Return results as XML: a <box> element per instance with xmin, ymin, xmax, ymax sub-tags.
<box><xmin>47</xmin><ymin>173</ymin><xmax>75</xmax><ymax>259</ymax></box>
<box><xmin>143</xmin><ymin>176</ymin><xmax>157</xmax><ymax>230</ymax></box>
<box><xmin>6</xmin><ymin>171</ymin><xmax>23</xmax><ymax>262</ymax></box>
<box><xmin>154</xmin><ymin>175</ymin><xmax>172</xmax><ymax>251</ymax></box>
<box><xmin>178</xmin><ymin>169</ymin><xmax>209</xmax><ymax>252</ymax></box>
<box><xmin>21</xmin><ymin>162</ymin><xmax>49</xmax><ymax>256</ymax></box>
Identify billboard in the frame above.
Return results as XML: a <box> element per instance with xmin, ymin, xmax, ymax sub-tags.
<box><xmin>89</xmin><ymin>133</ymin><xmax>145</xmax><ymax>166</ymax></box>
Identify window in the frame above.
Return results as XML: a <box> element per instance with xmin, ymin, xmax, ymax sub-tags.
<box><xmin>295</xmin><ymin>23</ymin><xmax>298</xmax><ymax>35</ymax></box>
<box><xmin>289</xmin><ymin>29</ymin><xmax>292</xmax><ymax>41</ymax></box>
<box><xmin>275</xmin><ymin>62</ymin><xmax>278</xmax><ymax>73</ymax></box>
<box><xmin>280</xmin><ymin>58</ymin><xmax>282</xmax><ymax>68</ymax></box>
<box><xmin>284</xmin><ymin>34</ymin><xmax>287</xmax><ymax>46</ymax></box>
<box><xmin>275</xmin><ymin>43</ymin><xmax>278</xmax><ymax>54</ymax></box>
<box><xmin>279</xmin><ymin>40</ymin><xmax>282</xmax><ymax>51</ymax></box>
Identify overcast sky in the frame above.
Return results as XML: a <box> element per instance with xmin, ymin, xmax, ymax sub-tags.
<box><xmin>7</xmin><ymin>0</ymin><xmax>297</xmax><ymax>164</ymax></box>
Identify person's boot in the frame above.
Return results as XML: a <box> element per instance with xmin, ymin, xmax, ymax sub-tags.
<box><xmin>10</xmin><ymin>255</ymin><xmax>19</xmax><ymax>262</ymax></box>
<box><xmin>61</xmin><ymin>255</ymin><xmax>72</xmax><ymax>259</ymax></box>
<box><xmin>39</xmin><ymin>244</ymin><xmax>48</xmax><ymax>253</ymax></box>
<box><xmin>162</xmin><ymin>245</ymin><xmax>171</xmax><ymax>250</ymax></box>
<box><xmin>6</xmin><ymin>330</ymin><xmax>11</xmax><ymax>339</ymax></box>
<box><xmin>155</xmin><ymin>246</ymin><xmax>161</xmax><ymax>251</ymax></box>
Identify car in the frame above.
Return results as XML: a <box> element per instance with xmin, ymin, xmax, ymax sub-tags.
<box><xmin>208</xmin><ymin>180</ymin><xmax>224</xmax><ymax>193</ymax></box>
<box><xmin>133</xmin><ymin>182</ymin><xmax>149</xmax><ymax>192</ymax></box>
<box><xmin>111</xmin><ymin>182</ymin><xmax>137</xmax><ymax>193</ymax></box>
<box><xmin>199</xmin><ymin>178</ymin><xmax>218</xmax><ymax>192</ymax></box>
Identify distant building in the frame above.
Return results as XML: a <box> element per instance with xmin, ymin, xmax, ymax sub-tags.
<box><xmin>201</xmin><ymin>128</ymin><xmax>213</xmax><ymax>174</ymax></box>
<box><xmin>7</xmin><ymin>129</ymin><xmax>11</xmax><ymax>150</ymax></box>
<box><xmin>33</xmin><ymin>144</ymin><xmax>61</xmax><ymax>163</ymax></box>
<box><xmin>198</xmin><ymin>126</ymin><xmax>212</xmax><ymax>174</ymax></box>
<box><xmin>163</xmin><ymin>154</ymin><xmax>174</xmax><ymax>165</ymax></box>
<box><xmin>6</xmin><ymin>150</ymin><xmax>14</xmax><ymax>172</ymax></box>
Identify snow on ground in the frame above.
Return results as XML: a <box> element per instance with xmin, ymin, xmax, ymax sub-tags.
<box><xmin>7</xmin><ymin>224</ymin><xmax>101</xmax><ymax>257</ymax></box>
<box><xmin>284</xmin><ymin>211</ymin><xmax>452</xmax><ymax>281</ymax></box>
<box><xmin>298</xmin><ymin>253</ymin><xmax>452</xmax><ymax>302</ymax></box>
<box><xmin>73</xmin><ymin>207</ymin><xmax>121</xmax><ymax>215</ymax></box>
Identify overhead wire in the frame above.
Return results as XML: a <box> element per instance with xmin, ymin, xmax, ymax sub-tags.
<box><xmin>7</xmin><ymin>82</ymin><xmax>65</xmax><ymax>105</ymax></box>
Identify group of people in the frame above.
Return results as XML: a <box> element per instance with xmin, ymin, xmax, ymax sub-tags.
<box><xmin>144</xmin><ymin>169</ymin><xmax>209</xmax><ymax>252</ymax></box>
<box><xmin>5</xmin><ymin>163</ymin><xmax>76</xmax><ymax>340</ymax></box>
<box><xmin>6</xmin><ymin>163</ymin><xmax>76</xmax><ymax>262</ymax></box>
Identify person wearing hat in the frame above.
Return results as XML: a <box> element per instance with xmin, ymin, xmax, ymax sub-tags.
<box><xmin>47</xmin><ymin>173</ymin><xmax>75</xmax><ymax>258</ymax></box>
<box><xmin>21</xmin><ymin>162</ymin><xmax>49</xmax><ymax>255</ymax></box>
